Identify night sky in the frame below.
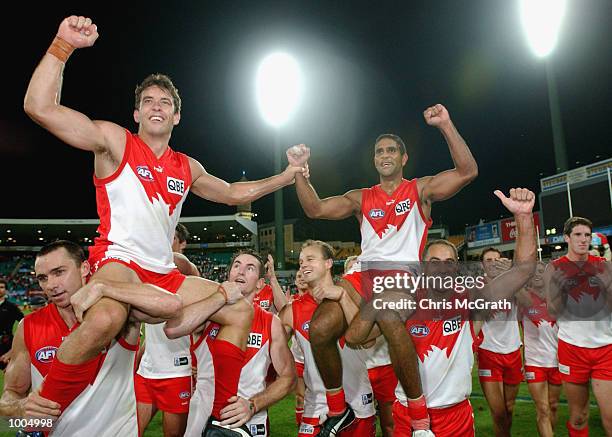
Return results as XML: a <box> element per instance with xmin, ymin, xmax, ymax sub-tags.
<box><xmin>2</xmin><ymin>1</ymin><xmax>611</xmax><ymax>242</ymax></box>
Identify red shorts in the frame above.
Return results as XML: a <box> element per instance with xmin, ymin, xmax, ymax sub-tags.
<box><xmin>295</xmin><ymin>361</ymin><xmax>305</xmax><ymax>378</ymax></box>
<box><xmin>367</xmin><ymin>364</ymin><xmax>398</xmax><ymax>403</ymax></box>
<box><xmin>557</xmin><ymin>339</ymin><xmax>612</xmax><ymax>383</ymax></box>
<box><xmin>477</xmin><ymin>348</ymin><xmax>523</xmax><ymax>385</ymax></box>
<box><xmin>89</xmin><ymin>252</ymin><xmax>186</xmax><ymax>293</ymax></box>
<box><xmin>344</xmin><ymin>269</ymin><xmax>419</xmax><ymax>303</ymax></box>
<box><xmin>298</xmin><ymin>416</ymin><xmax>375</xmax><ymax>437</ymax></box>
<box><xmin>393</xmin><ymin>399</ymin><xmax>474</xmax><ymax>437</ymax></box>
<box><xmin>134</xmin><ymin>373</ymin><xmax>192</xmax><ymax>414</ymax></box>
<box><xmin>524</xmin><ymin>365</ymin><xmax>562</xmax><ymax>385</ymax></box>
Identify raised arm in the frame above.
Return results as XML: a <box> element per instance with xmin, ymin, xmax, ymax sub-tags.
<box><xmin>220</xmin><ymin>315</ymin><xmax>297</xmax><ymax>428</ymax></box>
<box><xmin>278</xmin><ymin>303</ymin><xmax>295</xmax><ymax>337</ymax></box>
<box><xmin>266</xmin><ymin>254</ymin><xmax>288</xmax><ymax>312</ymax></box>
<box><xmin>477</xmin><ymin>189</ymin><xmax>537</xmax><ymax>303</ymax></box>
<box><xmin>286</xmin><ymin>144</ymin><xmax>363</xmax><ymax>220</ymax></box>
<box><xmin>418</xmin><ymin>104</ymin><xmax>478</xmax><ymax>205</ymax></box>
<box><xmin>188</xmin><ymin>155</ymin><xmax>305</xmax><ymax>206</ymax></box>
<box><xmin>23</xmin><ymin>16</ymin><xmax>125</xmax><ymax>163</ymax></box>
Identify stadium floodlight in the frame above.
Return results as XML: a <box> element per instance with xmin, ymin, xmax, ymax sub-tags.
<box><xmin>256</xmin><ymin>52</ymin><xmax>302</xmax><ymax>127</ymax></box>
<box><xmin>520</xmin><ymin>0</ymin><xmax>567</xmax><ymax>58</ymax></box>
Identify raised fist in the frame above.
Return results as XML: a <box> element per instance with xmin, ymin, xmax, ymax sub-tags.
<box><xmin>423</xmin><ymin>104</ymin><xmax>450</xmax><ymax>128</ymax></box>
<box><xmin>57</xmin><ymin>16</ymin><xmax>99</xmax><ymax>48</ymax></box>
<box><xmin>286</xmin><ymin>144</ymin><xmax>310</xmax><ymax>167</ymax></box>
<box><xmin>494</xmin><ymin>188</ymin><xmax>535</xmax><ymax>216</ymax></box>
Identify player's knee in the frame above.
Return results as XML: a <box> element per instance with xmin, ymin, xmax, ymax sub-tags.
<box><xmin>570</xmin><ymin>410</ymin><xmax>589</xmax><ymax>427</ymax></box>
<box><xmin>535</xmin><ymin>401</ymin><xmax>551</xmax><ymax>420</ymax></box>
<box><xmin>309</xmin><ymin>305</ymin><xmax>343</xmax><ymax>344</ymax></box>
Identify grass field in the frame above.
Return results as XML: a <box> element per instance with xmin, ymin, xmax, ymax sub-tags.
<box><xmin>0</xmin><ymin>366</ymin><xmax>605</xmax><ymax>436</ymax></box>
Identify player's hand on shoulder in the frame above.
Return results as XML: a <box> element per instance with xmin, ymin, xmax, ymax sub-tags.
<box><xmin>57</xmin><ymin>16</ymin><xmax>99</xmax><ymax>49</ymax></box>
<box><xmin>423</xmin><ymin>103</ymin><xmax>450</xmax><ymax>127</ymax></box>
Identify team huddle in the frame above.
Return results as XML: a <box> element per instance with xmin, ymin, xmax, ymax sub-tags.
<box><xmin>0</xmin><ymin>15</ymin><xmax>610</xmax><ymax>437</ymax></box>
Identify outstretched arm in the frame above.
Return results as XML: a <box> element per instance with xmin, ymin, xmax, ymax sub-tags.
<box><xmin>24</xmin><ymin>16</ymin><xmax>125</xmax><ymax>161</ymax></box>
<box><xmin>188</xmin><ymin>155</ymin><xmax>306</xmax><ymax>206</ymax></box>
<box><xmin>266</xmin><ymin>254</ymin><xmax>288</xmax><ymax>312</ymax></box>
<box><xmin>419</xmin><ymin>104</ymin><xmax>478</xmax><ymax>204</ymax></box>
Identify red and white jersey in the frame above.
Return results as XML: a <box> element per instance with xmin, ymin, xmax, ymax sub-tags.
<box><xmin>137</xmin><ymin>323</ymin><xmax>192</xmax><ymax>379</ymax></box>
<box><xmin>24</xmin><ymin>305</ymin><xmax>138</xmax><ymax>437</ymax></box>
<box><xmin>185</xmin><ymin>328</ymin><xmax>215</xmax><ymax>437</ymax></box>
<box><xmin>186</xmin><ymin>308</ymin><xmax>275</xmax><ymax>436</ymax></box>
<box><xmin>253</xmin><ymin>284</ymin><xmax>276</xmax><ymax>314</ymax></box>
<box><xmin>349</xmin><ymin>179</ymin><xmax>431</xmax><ymax>274</ymax></box>
<box><xmin>90</xmin><ymin>131</ymin><xmax>192</xmax><ymax>274</ymax></box>
<box><xmin>551</xmin><ymin>255</ymin><xmax>612</xmax><ymax>348</ymax></box>
<box><xmin>396</xmin><ymin>293</ymin><xmax>476</xmax><ymax>409</ymax></box>
<box><xmin>521</xmin><ymin>290</ymin><xmax>558</xmax><ymax>367</ymax></box>
<box><xmin>292</xmin><ymin>293</ymin><xmax>375</xmax><ymax>419</ymax></box>
<box><xmin>478</xmin><ymin>299</ymin><xmax>521</xmax><ymax>354</ymax></box>
<box><xmin>365</xmin><ymin>336</ymin><xmax>391</xmax><ymax>369</ymax></box>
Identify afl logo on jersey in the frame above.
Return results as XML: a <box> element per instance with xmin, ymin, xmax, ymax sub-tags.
<box><xmin>35</xmin><ymin>346</ymin><xmax>58</xmax><ymax>363</ymax></box>
<box><xmin>179</xmin><ymin>391</ymin><xmax>191</xmax><ymax>400</ymax></box>
<box><xmin>136</xmin><ymin>165</ymin><xmax>154</xmax><ymax>182</ymax></box>
<box><xmin>395</xmin><ymin>198</ymin><xmax>411</xmax><ymax>216</ymax></box>
<box><xmin>302</xmin><ymin>321</ymin><xmax>310</xmax><ymax>332</ymax></box>
<box><xmin>208</xmin><ymin>327</ymin><xmax>219</xmax><ymax>339</ymax></box>
<box><xmin>369</xmin><ymin>209</ymin><xmax>385</xmax><ymax>220</ymax></box>
<box><xmin>167</xmin><ymin>177</ymin><xmax>185</xmax><ymax>195</ymax></box>
<box><xmin>410</xmin><ymin>325</ymin><xmax>429</xmax><ymax>337</ymax></box>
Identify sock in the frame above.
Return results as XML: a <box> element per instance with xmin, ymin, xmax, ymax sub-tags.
<box><xmin>567</xmin><ymin>421</ymin><xmax>589</xmax><ymax>437</ymax></box>
<box><xmin>295</xmin><ymin>408</ymin><xmax>304</xmax><ymax>425</ymax></box>
<box><xmin>39</xmin><ymin>354</ymin><xmax>102</xmax><ymax>413</ymax></box>
<box><xmin>326</xmin><ymin>388</ymin><xmax>346</xmax><ymax>416</ymax></box>
<box><xmin>407</xmin><ymin>395</ymin><xmax>430</xmax><ymax>431</ymax></box>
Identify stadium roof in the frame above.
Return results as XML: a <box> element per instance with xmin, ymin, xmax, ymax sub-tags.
<box><xmin>0</xmin><ymin>214</ymin><xmax>257</xmax><ymax>252</ymax></box>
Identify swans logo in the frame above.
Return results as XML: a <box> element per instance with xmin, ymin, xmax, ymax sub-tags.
<box><xmin>302</xmin><ymin>321</ymin><xmax>310</xmax><ymax>332</ymax></box>
<box><xmin>35</xmin><ymin>346</ymin><xmax>58</xmax><ymax>363</ymax></box>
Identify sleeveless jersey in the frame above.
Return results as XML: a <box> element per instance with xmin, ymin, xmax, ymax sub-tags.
<box><xmin>396</xmin><ymin>292</ymin><xmax>476</xmax><ymax>409</ymax></box>
<box><xmin>137</xmin><ymin>323</ymin><xmax>192</xmax><ymax>379</ymax></box>
<box><xmin>521</xmin><ymin>290</ymin><xmax>558</xmax><ymax>367</ymax></box>
<box><xmin>24</xmin><ymin>305</ymin><xmax>138</xmax><ymax>436</ymax></box>
<box><xmin>349</xmin><ymin>179</ymin><xmax>431</xmax><ymax>275</ymax></box>
<box><xmin>292</xmin><ymin>294</ymin><xmax>375</xmax><ymax>420</ymax></box>
<box><xmin>90</xmin><ymin>131</ymin><xmax>192</xmax><ymax>273</ymax></box>
<box><xmin>185</xmin><ymin>328</ymin><xmax>215</xmax><ymax>437</ymax></box>
<box><xmin>186</xmin><ymin>308</ymin><xmax>275</xmax><ymax>436</ymax></box>
<box><xmin>253</xmin><ymin>284</ymin><xmax>276</xmax><ymax>313</ymax></box>
<box><xmin>551</xmin><ymin>255</ymin><xmax>611</xmax><ymax>348</ymax></box>
<box><xmin>478</xmin><ymin>298</ymin><xmax>521</xmax><ymax>354</ymax></box>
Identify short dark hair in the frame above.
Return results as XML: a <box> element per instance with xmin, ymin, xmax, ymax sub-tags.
<box><xmin>302</xmin><ymin>240</ymin><xmax>335</xmax><ymax>260</ymax></box>
<box><xmin>175</xmin><ymin>223</ymin><xmax>190</xmax><ymax>243</ymax></box>
<box><xmin>229</xmin><ymin>249</ymin><xmax>265</xmax><ymax>279</ymax></box>
<box><xmin>424</xmin><ymin>239</ymin><xmax>458</xmax><ymax>260</ymax></box>
<box><xmin>563</xmin><ymin>217</ymin><xmax>593</xmax><ymax>236</ymax></box>
<box><xmin>135</xmin><ymin>73</ymin><xmax>181</xmax><ymax>114</ymax></box>
<box><xmin>0</xmin><ymin>278</ymin><xmax>7</xmax><ymax>287</ymax></box>
<box><xmin>480</xmin><ymin>247</ymin><xmax>502</xmax><ymax>261</ymax></box>
<box><xmin>375</xmin><ymin>134</ymin><xmax>407</xmax><ymax>155</ymax></box>
<box><xmin>37</xmin><ymin>240</ymin><xmax>86</xmax><ymax>266</ymax></box>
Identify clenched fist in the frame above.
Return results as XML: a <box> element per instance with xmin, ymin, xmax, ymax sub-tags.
<box><xmin>57</xmin><ymin>15</ymin><xmax>99</xmax><ymax>48</ymax></box>
<box><xmin>423</xmin><ymin>104</ymin><xmax>450</xmax><ymax>128</ymax></box>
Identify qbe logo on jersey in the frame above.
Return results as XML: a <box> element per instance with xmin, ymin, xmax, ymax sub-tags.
<box><xmin>443</xmin><ymin>316</ymin><xmax>461</xmax><ymax>336</ymax></box>
<box><xmin>395</xmin><ymin>198</ymin><xmax>411</xmax><ymax>216</ymax></box>
<box><xmin>167</xmin><ymin>177</ymin><xmax>185</xmax><ymax>195</ymax></box>
<box><xmin>35</xmin><ymin>346</ymin><xmax>58</xmax><ymax>363</ymax></box>
<box><xmin>247</xmin><ymin>333</ymin><xmax>263</xmax><ymax>349</ymax></box>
